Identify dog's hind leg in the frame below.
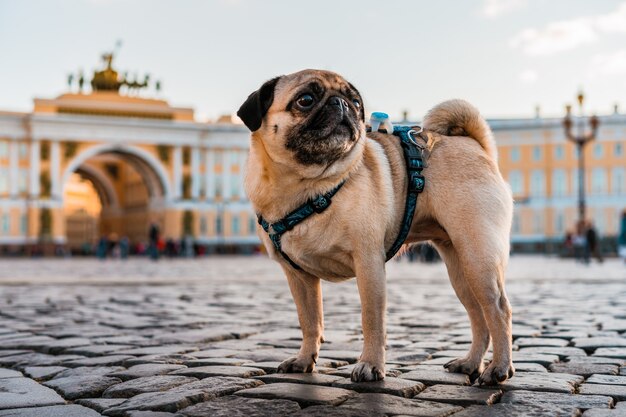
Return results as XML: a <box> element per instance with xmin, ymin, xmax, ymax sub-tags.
<box><xmin>277</xmin><ymin>266</ymin><xmax>324</xmax><ymax>374</ymax></box>
<box><xmin>434</xmin><ymin>241</ymin><xmax>490</xmax><ymax>381</ymax></box>
<box><xmin>452</xmin><ymin>238</ymin><xmax>514</xmax><ymax>385</ymax></box>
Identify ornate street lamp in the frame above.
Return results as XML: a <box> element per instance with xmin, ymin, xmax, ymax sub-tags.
<box><xmin>563</xmin><ymin>91</ymin><xmax>600</xmax><ymax>226</ymax></box>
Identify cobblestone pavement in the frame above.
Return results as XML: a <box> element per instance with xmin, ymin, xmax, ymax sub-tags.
<box><xmin>0</xmin><ymin>256</ymin><xmax>625</xmax><ymax>416</ymax></box>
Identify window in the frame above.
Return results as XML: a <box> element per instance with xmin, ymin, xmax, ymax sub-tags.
<box><xmin>532</xmin><ymin>146</ymin><xmax>542</xmax><ymax>161</ymax></box>
<box><xmin>232</xmin><ymin>216</ymin><xmax>240</xmax><ymax>235</ymax></box>
<box><xmin>552</xmin><ymin>169</ymin><xmax>567</xmax><ymax>197</ymax></box>
<box><xmin>20</xmin><ymin>214</ymin><xmax>27</xmax><ymax>234</ymax></box>
<box><xmin>510</xmin><ymin>147</ymin><xmax>520</xmax><ymax>162</ymax></box>
<box><xmin>231</xmin><ymin>178</ymin><xmax>240</xmax><ymax>199</ymax></box>
<box><xmin>249</xmin><ymin>217</ymin><xmax>257</xmax><ymax>234</ymax></box>
<box><xmin>0</xmin><ymin>141</ymin><xmax>7</xmax><ymax>158</ymax></box>
<box><xmin>508</xmin><ymin>171</ymin><xmax>523</xmax><ymax>195</ymax></box>
<box><xmin>555</xmin><ymin>212</ymin><xmax>564</xmax><ymax>234</ymax></box>
<box><xmin>533</xmin><ymin>212</ymin><xmax>543</xmax><ymax>234</ymax></box>
<box><xmin>18</xmin><ymin>142</ymin><xmax>28</xmax><ymax>159</ymax></box>
<box><xmin>593</xmin><ymin>143</ymin><xmax>603</xmax><ymax>159</ymax></box>
<box><xmin>216</xmin><ymin>215</ymin><xmax>223</xmax><ymax>235</ymax></box>
<box><xmin>554</xmin><ymin>145</ymin><xmax>564</xmax><ymax>160</ymax></box>
<box><xmin>18</xmin><ymin>168</ymin><xmax>28</xmax><ymax>193</ymax></box>
<box><xmin>530</xmin><ymin>170</ymin><xmax>545</xmax><ymax>197</ymax></box>
<box><xmin>612</xmin><ymin>168</ymin><xmax>625</xmax><ymax>194</ymax></box>
<box><xmin>511</xmin><ymin>212</ymin><xmax>520</xmax><ymax>234</ymax></box>
<box><xmin>200</xmin><ymin>216</ymin><xmax>207</xmax><ymax>235</ymax></box>
<box><xmin>214</xmin><ymin>175</ymin><xmax>222</xmax><ymax>198</ymax></box>
<box><xmin>0</xmin><ymin>168</ymin><xmax>8</xmax><ymax>194</ymax></box>
<box><xmin>616</xmin><ymin>142</ymin><xmax>623</xmax><ymax>157</ymax></box>
<box><xmin>591</xmin><ymin>168</ymin><xmax>607</xmax><ymax>195</ymax></box>
<box><xmin>1</xmin><ymin>214</ymin><xmax>9</xmax><ymax>234</ymax></box>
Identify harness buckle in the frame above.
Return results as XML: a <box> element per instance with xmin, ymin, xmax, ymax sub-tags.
<box><xmin>408</xmin><ymin>157</ymin><xmax>423</xmax><ymax>171</ymax></box>
<box><xmin>311</xmin><ymin>195</ymin><xmax>331</xmax><ymax>213</ymax></box>
<box><xmin>409</xmin><ymin>172</ymin><xmax>425</xmax><ymax>193</ymax></box>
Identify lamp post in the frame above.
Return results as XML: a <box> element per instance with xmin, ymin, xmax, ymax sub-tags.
<box><xmin>563</xmin><ymin>91</ymin><xmax>599</xmax><ymax>227</ymax></box>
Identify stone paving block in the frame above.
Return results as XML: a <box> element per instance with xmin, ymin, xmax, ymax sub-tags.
<box><xmin>175</xmin><ymin>395</ymin><xmax>301</xmax><ymax>417</ymax></box>
<box><xmin>399</xmin><ymin>368</ymin><xmax>471</xmax><ymax>385</ymax></box>
<box><xmin>328</xmin><ymin>364</ymin><xmax>402</xmax><ymax>378</ymax></box>
<box><xmin>515</xmin><ymin>337</ymin><xmax>570</xmax><ymax>348</ymax></box>
<box><xmin>550</xmin><ymin>363</ymin><xmax>619</xmax><ymax>377</ymax></box>
<box><xmin>316</xmin><ymin>358</ymin><xmax>350</xmax><ymax>368</ymax></box>
<box><xmin>339</xmin><ymin>392</ymin><xmax>463</xmax><ymax>416</ymax></box>
<box><xmin>22</xmin><ymin>366</ymin><xmax>67</xmax><ymax>380</ymax></box>
<box><xmin>520</xmin><ymin>347</ymin><xmax>588</xmax><ymax>358</ymax></box>
<box><xmin>498</xmin><ymin>371</ymin><xmax>583</xmax><ymax>393</ymax></box>
<box><xmin>582</xmin><ymin>409</ymin><xmax>626</xmax><ymax>417</ymax></box>
<box><xmin>0</xmin><ymin>404</ymin><xmax>102</xmax><ymax>417</ymax></box>
<box><xmin>124</xmin><ymin>354</ymin><xmax>197</xmax><ymax>366</ymax></box>
<box><xmin>0</xmin><ymin>353</ymin><xmax>83</xmax><ymax>368</ymax></box>
<box><xmin>63</xmin><ymin>355</ymin><xmax>135</xmax><ymax>367</ymax></box>
<box><xmin>127</xmin><ymin>411</ymin><xmax>177</xmax><ymax>417</ymax></box>
<box><xmin>0</xmin><ymin>351</ymin><xmax>30</xmax><ymax>358</ymax></box>
<box><xmin>416</xmin><ymin>384</ymin><xmax>501</xmax><ymax>406</ymax></box>
<box><xmin>235</xmin><ymin>382</ymin><xmax>356</xmax><ymax>407</ymax></box>
<box><xmin>184</xmin><ymin>358</ymin><xmax>254</xmax><ymax>367</ymax></box>
<box><xmin>316</xmin><ymin>350</ymin><xmax>361</xmax><ymax>363</ymax></box>
<box><xmin>190</xmin><ymin>349</ymin><xmax>243</xmax><ymax>358</ymax></box>
<box><xmin>103</xmin><ymin>377</ymin><xmax>262</xmax><ymax>416</ymax></box>
<box><xmin>594</xmin><ymin>349</ymin><xmax>626</xmax><ymax>359</ymax></box>
<box><xmin>501</xmin><ymin>389</ymin><xmax>614</xmax><ymax>410</ymax></box>
<box><xmin>103</xmin><ymin>375</ymin><xmax>198</xmax><ymax>398</ymax></box>
<box><xmin>75</xmin><ymin>398</ymin><xmax>127</xmax><ymax>412</ymax></box>
<box><xmin>153</xmin><ymin>329</ymin><xmax>235</xmax><ymax>344</ymax></box>
<box><xmin>0</xmin><ymin>369</ymin><xmax>22</xmax><ymax>378</ymax></box>
<box><xmin>386</xmin><ymin>351</ymin><xmax>431</xmax><ymax>365</ymax></box>
<box><xmin>450</xmin><ymin>403</ymin><xmax>581</xmax><ymax>416</ymax></box>
<box><xmin>254</xmin><ymin>372</ymin><xmax>343</xmax><ymax>386</ymax></box>
<box><xmin>65</xmin><ymin>344</ymin><xmax>133</xmax><ymax>357</ymax></box>
<box><xmin>511</xmin><ymin>352</ymin><xmax>560</xmax><ymax>366</ymax></box>
<box><xmin>109</xmin><ymin>363</ymin><xmax>187</xmax><ymax>381</ymax></box>
<box><xmin>513</xmin><ymin>362</ymin><xmax>548</xmax><ymax>372</ymax></box>
<box><xmin>586</xmin><ymin>374</ymin><xmax>626</xmax><ymax>385</ymax></box>
<box><xmin>568</xmin><ymin>356</ymin><xmax>625</xmax><ymax>366</ymax></box>
<box><xmin>53</xmin><ymin>366</ymin><xmax>125</xmax><ymax>379</ymax></box>
<box><xmin>115</xmin><ymin>345</ymin><xmax>199</xmax><ymax>356</ymax></box>
<box><xmin>293</xmin><ymin>404</ymin><xmax>384</xmax><ymax>416</ymax></box>
<box><xmin>43</xmin><ymin>375</ymin><xmax>122</xmax><ymax>400</ymax></box>
<box><xmin>0</xmin><ymin>377</ymin><xmax>65</xmax><ymax>409</ymax></box>
<box><xmin>579</xmin><ymin>384</ymin><xmax>626</xmax><ymax>401</ymax></box>
<box><xmin>331</xmin><ymin>376</ymin><xmax>425</xmax><ymax>397</ymax></box>
<box><xmin>573</xmin><ymin>338</ymin><xmax>626</xmax><ymax>352</ymax></box>
<box><xmin>169</xmin><ymin>365</ymin><xmax>264</xmax><ymax>378</ymax></box>
<box><xmin>40</xmin><ymin>337</ymin><xmax>93</xmax><ymax>354</ymax></box>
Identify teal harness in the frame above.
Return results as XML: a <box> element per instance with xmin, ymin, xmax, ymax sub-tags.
<box><xmin>257</xmin><ymin>125</ymin><xmax>426</xmax><ymax>271</ymax></box>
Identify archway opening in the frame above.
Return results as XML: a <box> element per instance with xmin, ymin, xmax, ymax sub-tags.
<box><xmin>62</xmin><ymin>149</ymin><xmax>167</xmax><ymax>255</ymax></box>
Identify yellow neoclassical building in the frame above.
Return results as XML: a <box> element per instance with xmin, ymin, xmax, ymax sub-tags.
<box><xmin>0</xmin><ymin>53</ymin><xmax>624</xmax><ymax>254</ymax></box>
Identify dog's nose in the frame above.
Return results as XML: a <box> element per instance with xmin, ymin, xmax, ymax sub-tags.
<box><xmin>329</xmin><ymin>96</ymin><xmax>348</xmax><ymax>110</ymax></box>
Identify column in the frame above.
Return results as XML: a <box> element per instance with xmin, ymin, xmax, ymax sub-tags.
<box><xmin>50</xmin><ymin>141</ymin><xmax>61</xmax><ymax>199</ymax></box>
<box><xmin>191</xmin><ymin>146</ymin><xmax>200</xmax><ymax>199</ymax></box>
<box><xmin>172</xmin><ymin>145</ymin><xmax>182</xmax><ymax>199</ymax></box>
<box><xmin>29</xmin><ymin>140</ymin><xmax>40</xmax><ymax>198</ymax></box>
<box><xmin>205</xmin><ymin>149</ymin><xmax>215</xmax><ymax>200</ymax></box>
<box><xmin>222</xmin><ymin>150</ymin><xmax>232</xmax><ymax>200</ymax></box>
<box><xmin>238</xmin><ymin>149</ymin><xmax>247</xmax><ymax>200</ymax></box>
<box><xmin>9</xmin><ymin>140</ymin><xmax>18</xmax><ymax>197</ymax></box>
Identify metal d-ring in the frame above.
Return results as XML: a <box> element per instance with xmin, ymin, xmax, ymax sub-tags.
<box><xmin>407</xmin><ymin>126</ymin><xmax>424</xmax><ymax>147</ymax></box>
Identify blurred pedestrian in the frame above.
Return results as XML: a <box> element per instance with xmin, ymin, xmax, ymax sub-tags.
<box><xmin>96</xmin><ymin>236</ymin><xmax>108</xmax><ymax>260</ymax></box>
<box><xmin>573</xmin><ymin>220</ymin><xmax>588</xmax><ymax>264</ymax></box>
<box><xmin>563</xmin><ymin>230</ymin><xmax>573</xmax><ymax>257</ymax></box>
<box><xmin>119</xmin><ymin>236</ymin><xmax>129</xmax><ymax>260</ymax></box>
<box><xmin>619</xmin><ymin>210</ymin><xmax>626</xmax><ymax>264</ymax></box>
<box><xmin>585</xmin><ymin>220</ymin><xmax>603</xmax><ymax>263</ymax></box>
<box><xmin>148</xmin><ymin>221</ymin><xmax>160</xmax><ymax>261</ymax></box>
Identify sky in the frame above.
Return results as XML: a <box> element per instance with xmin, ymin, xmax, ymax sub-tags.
<box><xmin>1</xmin><ymin>0</ymin><xmax>625</xmax><ymax>122</ymax></box>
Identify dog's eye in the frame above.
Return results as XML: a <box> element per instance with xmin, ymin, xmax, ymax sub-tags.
<box><xmin>352</xmin><ymin>99</ymin><xmax>361</xmax><ymax>108</ymax></box>
<box><xmin>296</xmin><ymin>94</ymin><xmax>315</xmax><ymax>109</ymax></box>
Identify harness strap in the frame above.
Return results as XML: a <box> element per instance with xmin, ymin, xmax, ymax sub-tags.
<box><xmin>257</xmin><ymin>180</ymin><xmax>345</xmax><ymax>270</ymax></box>
<box><xmin>385</xmin><ymin>125</ymin><xmax>426</xmax><ymax>261</ymax></box>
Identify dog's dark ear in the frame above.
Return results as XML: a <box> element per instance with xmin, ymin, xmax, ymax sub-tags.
<box><xmin>237</xmin><ymin>76</ymin><xmax>282</xmax><ymax>132</ymax></box>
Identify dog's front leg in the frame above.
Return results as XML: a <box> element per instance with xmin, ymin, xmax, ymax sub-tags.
<box><xmin>351</xmin><ymin>256</ymin><xmax>387</xmax><ymax>382</ymax></box>
<box><xmin>277</xmin><ymin>266</ymin><xmax>324</xmax><ymax>373</ymax></box>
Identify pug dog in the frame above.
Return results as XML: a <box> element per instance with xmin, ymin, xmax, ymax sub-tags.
<box><xmin>237</xmin><ymin>69</ymin><xmax>514</xmax><ymax>385</ymax></box>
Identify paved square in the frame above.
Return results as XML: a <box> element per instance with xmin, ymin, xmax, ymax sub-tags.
<box><xmin>0</xmin><ymin>256</ymin><xmax>624</xmax><ymax>416</ymax></box>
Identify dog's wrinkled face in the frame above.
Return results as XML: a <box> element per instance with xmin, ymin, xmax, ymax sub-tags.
<box><xmin>238</xmin><ymin>70</ymin><xmax>366</xmax><ymax>172</ymax></box>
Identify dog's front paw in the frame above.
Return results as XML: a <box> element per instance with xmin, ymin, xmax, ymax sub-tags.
<box><xmin>351</xmin><ymin>361</ymin><xmax>385</xmax><ymax>382</ymax></box>
<box><xmin>277</xmin><ymin>355</ymin><xmax>316</xmax><ymax>373</ymax></box>
<box><xmin>444</xmin><ymin>357</ymin><xmax>485</xmax><ymax>382</ymax></box>
<box><xmin>477</xmin><ymin>361</ymin><xmax>515</xmax><ymax>385</ymax></box>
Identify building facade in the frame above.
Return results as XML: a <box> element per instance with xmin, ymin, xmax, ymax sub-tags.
<box><xmin>0</xmin><ymin>54</ymin><xmax>624</xmax><ymax>254</ymax></box>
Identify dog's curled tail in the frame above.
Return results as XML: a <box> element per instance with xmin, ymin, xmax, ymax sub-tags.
<box><xmin>423</xmin><ymin>99</ymin><xmax>497</xmax><ymax>161</ymax></box>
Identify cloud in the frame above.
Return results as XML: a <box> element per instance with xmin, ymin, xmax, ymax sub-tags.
<box><xmin>589</xmin><ymin>49</ymin><xmax>626</xmax><ymax>77</ymax></box>
<box><xmin>519</xmin><ymin>69</ymin><xmax>538</xmax><ymax>84</ymax></box>
<box><xmin>510</xmin><ymin>2</ymin><xmax>626</xmax><ymax>56</ymax></box>
<box><xmin>482</xmin><ymin>0</ymin><xmax>527</xmax><ymax>18</ymax></box>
